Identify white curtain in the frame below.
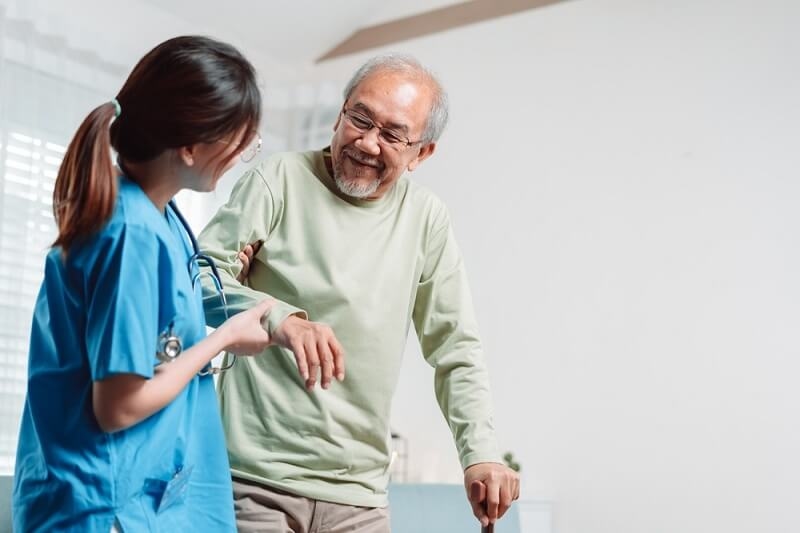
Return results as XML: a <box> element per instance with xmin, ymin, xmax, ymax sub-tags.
<box><xmin>0</xmin><ymin>0</ymin><xmax>125</xmax><ymax>474</ymax></box>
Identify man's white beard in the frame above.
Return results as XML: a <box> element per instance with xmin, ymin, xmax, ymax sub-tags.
<box><xmin>334</xmin><ymin>175</ymin><xmax>381</xmax><ymax>198</ymax></box>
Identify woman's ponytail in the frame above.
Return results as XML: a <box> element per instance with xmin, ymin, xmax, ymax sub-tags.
<box><xmin>52</xmin><ymin>101</ymin><xmax>118</xmax><ymax>253</ymax></box>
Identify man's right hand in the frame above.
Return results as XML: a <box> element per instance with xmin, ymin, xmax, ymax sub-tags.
<box><xmin>272</xmin><ymin>315</ymin><xmax>345</xmax><ymax>390</ymax></box>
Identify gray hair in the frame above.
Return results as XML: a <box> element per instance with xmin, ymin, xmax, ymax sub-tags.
<box><xmin>343</xmin><ymin>54</ymin><xmax>449</xmax><ymax>144</ymax></box>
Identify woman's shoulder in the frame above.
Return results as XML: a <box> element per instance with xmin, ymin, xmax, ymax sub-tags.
<box><xmin>68</xmin><ymin>180</ymin><xmax>170</xmax><ymax>267</ymax></box>
<box><xmin>114</xmin><ymin>178</ymin><xmax>169</xmax><ymax>231</ymax></box>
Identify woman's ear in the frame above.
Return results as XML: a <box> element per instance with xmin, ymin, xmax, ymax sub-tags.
<box><xmin>178</xmin><ymin>145</ymin><xmax>196</xmax><ymax>167</ymax></box>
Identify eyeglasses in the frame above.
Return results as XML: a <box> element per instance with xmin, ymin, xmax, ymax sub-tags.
<box><xmin>218</xmin><ymin>131</ymin><xmax>262</xmax><ymax>163</ymax></box>
<box><xmin>341</xmin><ymin>107</ymin><xmax>422</xmax><ymax>151</ymax></box>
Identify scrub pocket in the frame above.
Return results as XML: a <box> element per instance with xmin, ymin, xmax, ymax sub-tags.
<box><xmin>144</xmin><ymin>464</ymin><xmax>194</xmax><ymax>513</ymax></box>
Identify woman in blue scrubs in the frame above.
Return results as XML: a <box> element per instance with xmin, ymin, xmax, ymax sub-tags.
<box><xmin>13</xmin><ymin>36</ymin><xmax>272</xmax><ymax>532</ymax></box>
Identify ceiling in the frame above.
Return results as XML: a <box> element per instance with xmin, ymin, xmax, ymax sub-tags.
<box><xmin>138</xmin><ymin>0</ymin><xmax>467</xmax><ymax>68</ymax></box>
<box><xmin>3</xmin><ymin>0</ymin><xmax>570</xmax><ymax>76</ymax></box>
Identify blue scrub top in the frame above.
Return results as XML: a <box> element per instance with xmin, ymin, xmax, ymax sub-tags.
<box><xmin>13</xmin><ymin>178</ymin><xmax>236</xmax><ymax>532</ymax></box>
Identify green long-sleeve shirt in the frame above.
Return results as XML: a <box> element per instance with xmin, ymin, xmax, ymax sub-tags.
<box><xmin>198</xmin><ymin>149</ymin><xmax>500</xmax><ymax>507</ymax></box>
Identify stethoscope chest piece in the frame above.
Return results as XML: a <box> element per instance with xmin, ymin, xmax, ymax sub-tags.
<box><xmin>157</xmin><ymin>322</ymin><xmax>183</xmax><ymax>364</ymax></box>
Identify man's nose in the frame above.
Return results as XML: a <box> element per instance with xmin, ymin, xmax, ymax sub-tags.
<box><xmin>355</xmin><ymin>127</ymin><xmax>382</xmax><ymax>156</ymax></box>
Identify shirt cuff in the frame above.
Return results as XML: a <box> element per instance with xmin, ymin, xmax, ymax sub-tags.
<box><xmin>460</xmin><ymin>450</ymin><xmax>504</xmax><ymax>471</ymax></box>
<box><xmin>262</xmin><ymin>300</ymin><xmax>308</xmax><ymax>335</ymax></box>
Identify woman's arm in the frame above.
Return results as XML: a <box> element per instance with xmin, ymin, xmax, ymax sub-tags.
<box><xmin>92</xmin><ymin>299</ymin><xmax>273</xmax><ymax>433</ymax></box>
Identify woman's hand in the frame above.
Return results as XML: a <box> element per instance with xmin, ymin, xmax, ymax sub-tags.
<box><xmin>218</xmin><ymin>299</ymin><xmax>274</xmax><ymax>355</ymax></box>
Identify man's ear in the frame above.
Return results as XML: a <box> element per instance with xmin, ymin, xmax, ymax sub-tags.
<box><xmin>407</xmin><ymin>142</ymin><xmax>436</xmax><ymax>172</ymax></box>
<box><xmin>178</xmin><ymin>145</ymin><xmax>196</xmax><ymax>167</ymax></box>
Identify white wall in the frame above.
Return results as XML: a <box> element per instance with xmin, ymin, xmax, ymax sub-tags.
<box><xmin>299</xmin><ymin>1</ymin><xmax>800</xmax><ymax>532</ymax></box>
<box><xmin>5</xmin><ymin>0</ymin><xmax>797</xmax><ymax>531</ymax></box>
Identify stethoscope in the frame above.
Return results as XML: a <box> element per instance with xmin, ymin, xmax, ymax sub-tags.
<box><xmin>156</xmin><ymin>200</ymin><xmax>235</xmax><ymax>375</ymax></box>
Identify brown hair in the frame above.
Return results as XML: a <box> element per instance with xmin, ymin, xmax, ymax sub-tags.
<box><xmin>52</xmin><ymin>35</ymin><xmax>262</xmax><ymax>252</ymax></box>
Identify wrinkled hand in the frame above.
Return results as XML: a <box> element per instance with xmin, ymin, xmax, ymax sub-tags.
<box><xmin>465</xmin><ymin>463</ymin><xmax>521</xmax><ymax>527</ymax></box>
<box><xmin>219</xmin><ymin>299</ymin><xmax>274</xmax><ymax>355</ymax></box>
<box><xmin>272</xmin><ymin>315</ymin><xmax>345</xmax><ymax>390</ymax></box>
<box><xmin>236</xmin><ymin>240</ymin><xmax>264</xmax><ymax>283</ymax></box>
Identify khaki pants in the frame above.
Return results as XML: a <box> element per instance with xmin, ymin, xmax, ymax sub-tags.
<box><xmin>232</xmin><ymin>477</ymin><xmax>391</xmax><ymax>533</ymax></box>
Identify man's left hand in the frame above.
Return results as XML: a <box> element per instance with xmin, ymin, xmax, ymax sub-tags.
<box><xmin>464</xmin><ymin>462</ymin><xmax>520</xmax><ymax>527</ymax></box>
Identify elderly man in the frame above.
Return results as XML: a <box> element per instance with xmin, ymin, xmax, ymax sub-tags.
<box><xmin>198</xmin><ymin>54</ymin><xmax>519</xmax><ymax>532</ymax></box>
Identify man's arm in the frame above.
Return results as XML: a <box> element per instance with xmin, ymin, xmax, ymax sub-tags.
<box><xmin>412</xmin><ymin>205</ymin><xmax>519</xmax><ymax>527</ymax></box>
<box><xmin>198</xmin><ymin>165</ymin><xmax>344</xmax><ymax>389</ymax></box>
<box><xmin>198</xmin><ymin>166</ymin><xmax>305</xmax><ymax>331</ymax></box>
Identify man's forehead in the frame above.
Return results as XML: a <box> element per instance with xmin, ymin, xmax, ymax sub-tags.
<box><xmin>349</xmin><ymin>72</ymin><xmax>432</xmax><ymax>123</ymax></box>
<box><xmin>355</xmin><ymin>70</ymin><xmax>429</xmax><ymax>96</ymax></box>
